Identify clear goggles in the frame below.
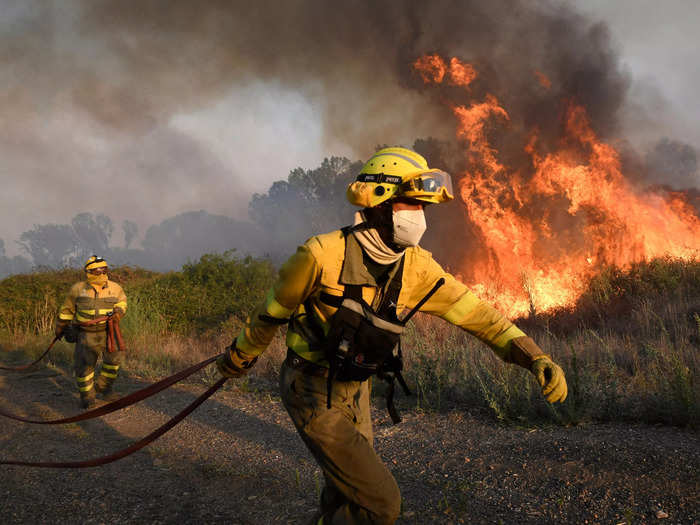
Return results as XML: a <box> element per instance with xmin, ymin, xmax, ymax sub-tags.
<box><xmin>401</xmin><ymin>169</ymin><xmax>454</xmax><ymax>197</ymax></box>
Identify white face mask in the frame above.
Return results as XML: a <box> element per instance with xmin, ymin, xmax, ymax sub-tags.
<box><xmin>392</xmin><ymin>209</ymin><xmax>427</xmax><ymax>247</ymax></box>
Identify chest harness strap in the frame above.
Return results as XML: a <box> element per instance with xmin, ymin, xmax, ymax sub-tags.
<box><xmin>322</xmin><ymin>253</ymin><xmax>445</xmax><ymax>423</ymax></box>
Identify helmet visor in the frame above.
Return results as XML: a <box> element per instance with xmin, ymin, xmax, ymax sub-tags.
<box><xmin>402</xmin><ymin>169</ymin><xmax>454</xmax><ymax>199</ymax></box>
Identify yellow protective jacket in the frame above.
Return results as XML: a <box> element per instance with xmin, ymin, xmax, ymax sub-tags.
<box><xmin>236</xmin><ymin>229</ymin><xmax>536</xmax><ymax>368</ymax></box>
<box><xmin>57</xmin><ymin>280</ymin><xmax>127</xmax><ymax>332</ymax></box>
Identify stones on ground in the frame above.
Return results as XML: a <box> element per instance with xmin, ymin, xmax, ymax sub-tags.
<box><xmin>655</xmin><ymin>509</ymin><xmax>669</xmax><ymax>519</ymax></box>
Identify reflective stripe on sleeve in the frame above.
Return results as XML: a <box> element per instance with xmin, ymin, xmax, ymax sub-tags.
<box><xmin>58</xmin><ymin>313</ymin><xmax>74</xmax><ymax>321</ymax></box>
<box><xmin>264</xmin><ymin>289</ymin><xmax>294</xmax><ymax>319</ymax></box>
<box><xmin>441</xmin><ymin>292</ymin><xmax>481</xmax><ymax>324</ymax></box>
<box><xmin>491</xmin><ymin>324</ymin><xmax>527</xmax><ymax>349</ymax></box>
<box><xmin>102</xmin><ymin>363</ymin><xmax>119</xmax><ymax>371</ymax></box>
<box><xmin>114</xmin><ymin>301</ymin><xmax>127</xmax><ymax>311</ymax></box>
<box><xmin>78</xmin><ymin>382</ymin><xmax>94</xmax><ymax>392</ymax></box>
<box><xmin>100</xmin><ymin>371</ymin><xmax>118</xmax><ymax>379</ymax></box>
<box><xmin>77</xmin><ymin>372</ymin><xmax>95</xmax><ymax>383</ymax></box>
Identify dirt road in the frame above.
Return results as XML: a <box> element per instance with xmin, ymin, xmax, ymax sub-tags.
<box><xmin>1</xmin><ymin>355</ymin><xmax>698</xmax><ymax>524</ymax></box>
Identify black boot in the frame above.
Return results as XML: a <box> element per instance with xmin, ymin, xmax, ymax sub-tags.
<box><xmin>80</xmin><ymin>390</ymin><xmax>96</xmax><ymax>409</ymax></box>
<box><xmin>97</xmin><ymin>385</ymin><xmax>120</xmax><ymax>402</ymax></box>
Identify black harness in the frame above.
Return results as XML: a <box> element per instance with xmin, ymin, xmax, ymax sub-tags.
<box><xmin>308</xmin><ymin>233</ymin><xmax>445</xmax><ymax>423</ymax></box>
<box><xmin>320</xmin><ymin>256</ymin><xmax>409</xmax><ymax>422</ymax></box>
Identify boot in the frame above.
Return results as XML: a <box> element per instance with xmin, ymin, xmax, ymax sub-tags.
<box><xmin>96</xmin><ymin>383</ymin><xmax>120</xmax><ymax>402</ymax></box>
<box><xmin>95</xmin><ymin>364</ymin><xmax>120</xmax><ymax>400</ymax></box>
<box><xmin>80</xmin><ymin>389</ymin><xmax>96</xmax><ymax>409</ymax></box>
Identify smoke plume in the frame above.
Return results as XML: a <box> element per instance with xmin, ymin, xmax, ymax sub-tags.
<box><xmin>1</xmin><ymin>0</ymin><xmax>693</xmax><ymax>268</ymax></box>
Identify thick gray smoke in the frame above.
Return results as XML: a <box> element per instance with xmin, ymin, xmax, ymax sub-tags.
<box><xmin>74</xmin><ymin>0</ymin><xmax>630</xmax><ymax>150</ymax></box>
<box><xmin>1</xmin><ymin>0</ymin><xmax>693</xmax><ymax>271</ymax></box>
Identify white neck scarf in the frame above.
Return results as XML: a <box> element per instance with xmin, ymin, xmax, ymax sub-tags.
<box><xmin>352</xmin><ymin>211</ymin><xmax>405</xmax><ymax>265</ymax></box>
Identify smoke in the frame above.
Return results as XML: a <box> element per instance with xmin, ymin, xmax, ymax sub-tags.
<box><xmin>72</xmin><ymin>0</ymin><xmax>633</xmax><ymax>150</ymax></box>
<box><xmin>645</xmin><ymin>139</ymin><xmax>699</xmax><ymax>190</ymax></box>
<box><xmin>1</xmin><ymin>0</ymin><xmax>692</xmax><ymax>263</ymax></box>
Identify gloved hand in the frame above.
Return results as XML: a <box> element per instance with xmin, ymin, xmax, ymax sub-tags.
<box><xmin>111</xmin><ymin>308</ymin><xmax>125</xmax><ymax>322</ymax></box>
<box><xmin>531</xmin><ymin>356</ymin><xmax>568</xmax><ymax>403</ymax></box>
<box><xmin>55</xmin><ymin>321</ymin><xmax>68</xmax><ymax>338</ymax></box>
<box><xmin>216</xmin><ymin>343</ymin><xmax>259</xmax><ymax>378</ymax></box>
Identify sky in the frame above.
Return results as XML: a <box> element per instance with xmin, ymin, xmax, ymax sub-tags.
<box><xmin>573</xmin><ymin>0</ymin><xmax>700</xmax><ymax>150</ymax></box>
<box><xmin>1</xmin><ymin>0</ymin><xmax>698</xmax><ymax>257</ymax></box>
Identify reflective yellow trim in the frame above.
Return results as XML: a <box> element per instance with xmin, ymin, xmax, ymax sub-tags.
<box><xmin>78</xmin><ymin>309</ymin><xmax>96</xmax><ymax>316</ymax></box>
<box><xmin>235</xmin><ymin>331</ymin><xmax>265</xmax><ymax>356</ymax></box>
<box><xmin>77</xmin><ymin>372</ymin><xmax>95</xmax><ymax>383</ymax></box>
<box><xmin>79</xmin><ymin>383</ymin><xmax>94</xmax><ymax>392</ymax></box>
<box><xmin>102</xmin><ymin>363</ymin><xmax>119</xmax><ymax>371</ymax></box>
<box><xmin>58</xmin><ymin>313</ymin><xmax>74</xmax><ymax>321</ymax></box>
<box><xmin>264</xmin><ymin>289</ymin><xmax>294</xmax><ymax>318</ymax></box>
<box><xmin>98</xmin><ymin>308</ymin><xmax>113</xmax><ymax>315</ymax></box>
<box><xmin>114</xmin><ymin>301</ymin><xmax>127</xmax><ymax>311</ymax></box>
<box><xmin>492</xmin><ymin>324</ymin><xmax>527</xmax><ymax>349</ymax></box>
<box><xmin>100</xmin><ymin>371</ymin><xmax>118</xmax><ymax>379</ymax></box>
<box><xmin>285</xmin><ymin>331</ymin><xmax>326</xmax><ymax>364</ymax></box>
<box><xmin>442</xmin><ymin>292</ymin><xmax>481</xmax><ymax>324</ymax></box>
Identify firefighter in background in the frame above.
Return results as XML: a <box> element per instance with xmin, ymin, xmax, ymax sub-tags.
<box><xmin>217</xmin><ymin>147</ymin><xmax>568</xmax><ymax>525</ymax></box>
<box><xmin>55</xmin><ymin>256</ymin><xmax>127</xmax><ymax>408</ymax></box>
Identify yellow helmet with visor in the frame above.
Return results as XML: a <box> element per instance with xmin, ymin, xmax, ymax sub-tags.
<box><xmin>347</xmin><ymin>147</ymin><xmax>454</xmax><ymax>207</ymax></box>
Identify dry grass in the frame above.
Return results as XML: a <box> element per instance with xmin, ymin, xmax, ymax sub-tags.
<box><xmin>1</xmin><ymin>257</ymin><xmax>697</xmax><ymax>428</ymax></box>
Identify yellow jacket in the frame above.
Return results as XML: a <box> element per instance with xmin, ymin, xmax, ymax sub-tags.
<box><xmin>58</xmin><ymin>280</ymin><xmax>127</xmax><ymax>331</ymax></box>
<box><xmin>236</xmin><ymin>229</ymin><xmax>538</xmax><ymax>367</ymax></box>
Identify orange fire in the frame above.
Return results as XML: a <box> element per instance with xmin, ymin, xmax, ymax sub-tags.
<box><xmin>534</xmin><ymin>71</ymin><xmax>552</xmax><ymax>89</ymax></box>
<box><xmin>414</xmin><ymin>54</ymin><xmax>700</xmax><ymax>316</ymax></box>
<box><xmin>413</xmin><ymin>55</ymin><xmax>477</xmax><ymax>87</ymax></box>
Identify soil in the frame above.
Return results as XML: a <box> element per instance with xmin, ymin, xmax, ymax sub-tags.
<box><xmin>0</xmin><ymin>350</ymin><xmax>698</xmax><ymax>525</ymax></box>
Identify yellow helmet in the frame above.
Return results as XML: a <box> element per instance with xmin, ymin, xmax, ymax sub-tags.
<box><xmin>347</xmin><ymin>147</ymin><xmax>454</xmax><ymax>207</ymax></box>
<box><xmin>84</xmin><ymin>255</ymin><xmax>108</xmax><ymax>272</ymax></box>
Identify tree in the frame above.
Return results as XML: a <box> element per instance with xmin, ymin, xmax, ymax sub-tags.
<box><xmin>248</xmin><ymin>156</ymin><xmax>361</xmax><ymax>256</ymax></box>
<box><xmin>141</xmin><ymin>210</ymin><xmax>263</xmax><ymax>271</ymax></box>
<box><xmin>122</xmin><ymin>220</ymin><xmax>139</xmax><ymax>249</ymax></box>
<box><xmin>71</xmin><ymin>212</ymin><xmax>114</xmax><ymax>262</ymax></box>
<box><xmin>17</xmin><ymin>224</ymin><xmax>78</xmax><ymax>268</ymax></box>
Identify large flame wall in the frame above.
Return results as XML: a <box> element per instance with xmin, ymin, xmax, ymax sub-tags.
<box><xmin>415</xmin><ymin>55</ymin><xmax>700</xmax><ymax>316</ymax></box>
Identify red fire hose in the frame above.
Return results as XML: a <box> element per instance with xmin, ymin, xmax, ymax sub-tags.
<box><xmin>0</xmin><ymin>335</ymin><xmax>61</xmax><ymax>371</ymax></box>
<box><xmin>0</xmin><ymin>355</ymin><xmax>219</xmax><ymax>425</ymax></box>
<box><xmin>0</xmin><ymin>314</ymin><xmax>125</xmax><ymax>372</ymax></box>
<box><xmin>0</xmin><ymin>377</ymin><xmax>227</xmax><ymax>468</ymax></box>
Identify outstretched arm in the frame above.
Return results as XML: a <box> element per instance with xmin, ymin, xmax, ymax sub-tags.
<box><xmin>411</xmin><ymin>258</ymin><xmax>567</xmax><ymax>403</ymax></box>
<box><xmin>217</xmin><ymin>244</ymin><xmax>321</xmax><ymax>378</ymax></box>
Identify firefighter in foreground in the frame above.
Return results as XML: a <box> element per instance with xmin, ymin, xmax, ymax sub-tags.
<box><xmin>56</xmin><ymin>256</ymin><xmax>127</xmax><ymax>408</ymax></box>
<box><xmin>217</xmin><ymin>147</ymin><xmax>568</xmax><ymax>524</ymax></box>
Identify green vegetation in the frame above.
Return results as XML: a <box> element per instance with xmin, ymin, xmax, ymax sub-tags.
<box><xmin>1</xmin><ymin>255</ymin><xmax>698</xmax><ymax>428</ymax></box>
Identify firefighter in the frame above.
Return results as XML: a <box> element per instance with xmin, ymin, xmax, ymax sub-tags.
<box><xmin>217</xmin><ymin>147</ymin><xmax>568</xmax><ymax>524</ymax></box>
<box><xmin>55</xmin><ymin>255</ymin><xmax>127</xmax><ymax>408</ymax></box>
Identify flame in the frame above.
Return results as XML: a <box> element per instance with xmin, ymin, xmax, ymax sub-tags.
<box><xmin>414</xmin><ymin>54</ymin><xmax>700</xmax><ymax>316</ymax></box>
<box><xmin>534</xmin><ymin>71</ymin><xmax>551</xmax><ymax>89</ymax></box>
<box><xmin>413</xmin><ymin>55</ymin><xmax>477</xmax><ymax>87</ymax></box>
<box><xmin>414</xmin><ymin>54</ymin><xmax>446</xmax><ymax>84</ymax></box>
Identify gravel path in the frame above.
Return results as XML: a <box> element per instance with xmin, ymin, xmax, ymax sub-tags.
<box><xmin>1</xmin><ymin>353</ymin><xmax>698</xmax><ymax>524</ymax></box>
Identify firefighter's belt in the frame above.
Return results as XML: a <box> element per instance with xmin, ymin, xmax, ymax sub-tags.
<box><xmin>285</xmin><ymin>349</ymin><xmax>329</xmax><ymax>378</ymax></box>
